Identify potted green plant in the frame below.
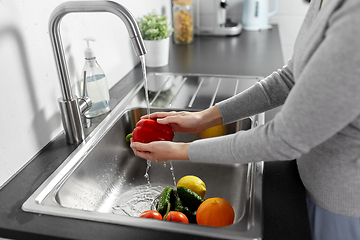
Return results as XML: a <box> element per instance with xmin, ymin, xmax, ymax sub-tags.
<box><xmin>138</xmin><ymin>12</ymin><xmax>173</xmax><ymax>68</ymax></box>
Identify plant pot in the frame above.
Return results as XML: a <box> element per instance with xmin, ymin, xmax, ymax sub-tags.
<box><xmin>143</xmin><ymin>37</ymin><xmax>170</xmax><ymax>68</ymax></box>
<box><xmin>147</xmin><ymin>73</ymin><xmax>173</xmax><ymax>92</ymax></box>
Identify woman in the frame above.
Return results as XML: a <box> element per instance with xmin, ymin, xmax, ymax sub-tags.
<box><xmin>131</xmin><ymin>0</ymin><xmax>360</xmax><ymax>239</ymax></box>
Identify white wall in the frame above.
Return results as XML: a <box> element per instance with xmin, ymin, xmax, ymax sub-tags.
<box><xmin>269</xmin><ymin>0</ymin><xmax>309</xmax><ymax>62</ymax></box>
<box><xmin>0</xmin><ymin>0</ymin><xmax>171</xmax><ymax>187</ymax></box>
<box><xmin>227</xmin><ymin>0</ymin><xmax>310</xmax><ymax>63</ymax></box>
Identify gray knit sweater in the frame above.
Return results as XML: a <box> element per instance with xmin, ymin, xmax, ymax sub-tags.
<box><xmin>188</xmin><ymin>0</ymin><xmax>360</xmax><ymax>217</ymax></box>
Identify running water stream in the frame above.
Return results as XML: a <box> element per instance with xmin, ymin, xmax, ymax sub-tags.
<box><xmin>139</xmin><ymin>56</ymin><xmax>152</xmax><ymax>184</ymax></box>
<box><xmin>113</xmin><ymin>57</ymin><xmax>177</xmax><ymax>217</ymax></box>
<box><xmin>140</xmin><ymin>55</ymin><xmax>150</xmax><ymax>118</ymax></box>
<box><xmin>139</xmin><ymin>56</ymin><xmax>177</xmax><ymax>189</ymax></box>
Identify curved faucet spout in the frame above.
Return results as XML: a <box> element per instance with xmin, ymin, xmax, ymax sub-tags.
<box><xmin>49</xmin><ymin>1</ymin><xmax>147</xmax><ymax>144</ymax></box>
<box><xmin>50</xmin><ymin>0</ymin><xmax>147</xmax><ymax>102</ymax></box>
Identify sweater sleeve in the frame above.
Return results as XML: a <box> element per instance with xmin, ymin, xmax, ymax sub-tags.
<box><xmin>188</xmin><ymin>0</ymin><xmax>360</xmax><ymax>164</ymax></box>
<box><xmin>216</xmin><ymin>59</ymin><xmax>295</xmax><ymax>125</ymax></box>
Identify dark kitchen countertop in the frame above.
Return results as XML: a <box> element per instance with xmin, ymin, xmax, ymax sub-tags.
<box><xmin>0</xmin><ymin>25</ymin><xmax>311</xmax><ymax>240</ymax></box>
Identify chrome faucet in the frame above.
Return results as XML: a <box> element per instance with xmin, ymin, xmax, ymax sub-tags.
<box><xmin>49</xmin><ymin>1</ymin><xmax>147</xmax><ymax>144</ymax></box>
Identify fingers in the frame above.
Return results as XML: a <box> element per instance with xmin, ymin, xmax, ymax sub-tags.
<box><xmin>131</xmin><ymin>142</ymin><xmax>155</xmax><ymax>161</ymax></box>
<box><xmin>130</xmin><ymin>141</ymin><xmax>190</xmax><ymax>163</ymax></box>
<box><xmin>156</xmin><ymin>115</ymin><xmax>179</xmax><ymax>125</ymax></box>
<box><xmin>131</xmin><ymin>141</ymin><xmax>173</xmax><ymax>163</ymax></box>
<box><xmin>135</xmin><ymin>150</ymin><xmax>155</xmax><ymax>162</ymax></box>
<box><xmin>130</xmin><ymin>142</ymin><xmax>146</xmax><ymax>152</ymax></box>
<box><xmin>140</xmin><ymin>111</ymin><xmax>177</xmax><ymax>120</ymax></box>
<box><xmin>131</xmin><ymin>142</ymin><xmax>158</xmax><ymax>161</ymax></box>
<box><xmin>139</xmin><ymin>112</ymin><xmax>183</xmax><ymax>127</ymax></box>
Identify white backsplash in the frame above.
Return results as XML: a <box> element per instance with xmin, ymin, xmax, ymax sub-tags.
<box><xmin>226</xmin><ymin>0</ymin><xmax>309</xmax><ymax>62</ymax></box>
<box><xmin>0</xmin><ymin>0</ymin><xmax>171</xmax><ymax>187</ymax></box>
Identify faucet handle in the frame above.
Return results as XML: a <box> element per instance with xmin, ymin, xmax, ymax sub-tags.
<box><xmin>80</xmin><ymin>70</ymin><xmax>92</xmax><ymax>114</ymax></box>
<box><xmin>78</xmin><ymin>96</ymin><xmax>92</xmax><ymax>114</ymax></box>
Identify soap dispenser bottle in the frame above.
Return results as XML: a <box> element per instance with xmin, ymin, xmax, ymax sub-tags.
<box><xmin>80</xmin><ymin>37</ymin><xmax>110</xmax><ymax>118</ymax></box>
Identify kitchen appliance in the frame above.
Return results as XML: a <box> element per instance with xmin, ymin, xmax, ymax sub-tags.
<box><xmin>193</xmin><ymin>0</ymin><xmax>242</xmax><ymax>36</ymax></box>
<box><xmin>242</xmin><ymin>0</ymin><xmax>279</xmax><ymax>31</ymax></box>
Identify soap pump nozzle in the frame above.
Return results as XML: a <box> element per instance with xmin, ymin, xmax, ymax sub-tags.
<box><xmin>84</xmin><ymin>37</ymin><xmax>96</xmax><ymax>59</ymax></box>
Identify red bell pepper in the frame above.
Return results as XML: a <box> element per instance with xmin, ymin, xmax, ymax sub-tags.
<box><xmin>126</xmin><ymin>118</ymin><xmax>174</xmax><ymax>143</ymax></box>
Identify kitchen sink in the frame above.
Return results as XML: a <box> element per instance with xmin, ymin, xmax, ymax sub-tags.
<box><xmin>23</xmin><ymin>73</ymin><xmax>264</xmax><ymax>240</ymax></box>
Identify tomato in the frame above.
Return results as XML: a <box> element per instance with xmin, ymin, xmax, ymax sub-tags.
<box><xmin>163</xmin><ymin>211</ymin><xmax>189</xmax><ymax>223</ymax></box>
<box><xmin>139</xmin><ymin>210</ymin><xmax>162</xmax><ymax>220</ymax></box>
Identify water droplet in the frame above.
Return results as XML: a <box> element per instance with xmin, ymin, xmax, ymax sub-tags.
<box><xmin>169</xmin><ymin>161</ymin><xmax>177</xmax><ymax>189</ymax></box>
<box><xmin>144</xmin><ymin>160</ymin><xmax>152</xmax><ymax>184</ymax></box>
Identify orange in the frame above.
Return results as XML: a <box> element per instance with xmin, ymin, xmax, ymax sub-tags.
<box><xmin>196</xmin><ymin>197</ymin><xmax>235</xmax><ymax>227</ymax></box>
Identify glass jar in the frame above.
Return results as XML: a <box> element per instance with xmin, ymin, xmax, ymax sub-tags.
<box><xmin>173</xmin><ymin>0</ymin><xmax>193</xmax><ymax>44</ymax></box>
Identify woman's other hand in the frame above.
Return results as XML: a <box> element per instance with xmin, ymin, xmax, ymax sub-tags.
<box><xmin>130</xmin><ymin>139</ymin><xmax>190</xmax><ymax>162</ymax></box>
<box><xmin>141</xmin><ymin>106</ymin><xmax>223</xmax><ymax>133</ymax></box>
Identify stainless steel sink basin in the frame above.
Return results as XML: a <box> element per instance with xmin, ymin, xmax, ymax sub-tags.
<box><xmin>23</xmin><ymin>73</ymin><xmax>264</xmax><ymax>240</ymax></box>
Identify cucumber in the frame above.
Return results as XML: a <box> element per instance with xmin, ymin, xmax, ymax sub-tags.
<box><xmin>173</xmin><ymin>193</ymin><xmax>190</xmax><ymax>214</ymax></box>
<box><xmin>173</xmin><ymin>195</ymin><xmax>185</xmax><ymax>212</ymax></box>
<box><xmin>157</xmin><ymin>187</ymin><xmax>173</xmax><ymax>216</ymax></box>
<box><xmin>173</xmin><ymin>194</ymin><xmax>197</xmax><ymax>223</ymax></box>
<box><xmin>177</xmin><ymin>186</ymin><xmax>204</xmax><ymax>212</ymax></box>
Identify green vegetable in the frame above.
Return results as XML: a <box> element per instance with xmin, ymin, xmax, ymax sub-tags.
<box><xmin>172</xmin><ymin>192</ymin><xmax>197</xmax><ymax>223</ymax></box>
<box><xmin>125</xmin><ymin>133</ymin><xmax>132</xmax><ymax>142</ymax></box>
<box><xmin>138</xmin><ymin>12</ymin><xmax>173</xmax><ymax>40</ymax></box>
<box><xmin>173</xmin><ymin>192</ymin><xmax>189</xmax><ymax>213</ymax></box>
<box><xmin>177</xmin><ymin>186</ymin><xmax>204</xmax><ymax>212</ymax></box>
<box><xmin>163</xmin><ymin>202</ymin><xmax>171</xmax><ymax>221</ymax></box>
<box><xmin>157</xmin><ymin>187</ymin><xmax>173</xmax><ymax>216</ymax></box>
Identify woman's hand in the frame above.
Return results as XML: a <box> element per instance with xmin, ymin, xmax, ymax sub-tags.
<box><xmin>130</xmin><ymin>140</ymin><xmax>190</xmax><ymax>162</ymax></box>
<box><xmin>131</xmin><ymin>106</ymin><xmax>222</xmax><ymax>162</ymax></box>
<box><xmin>141</xmin><ymin>106</ymin><xmax>223</xmax><ymax>133</ymax></box>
